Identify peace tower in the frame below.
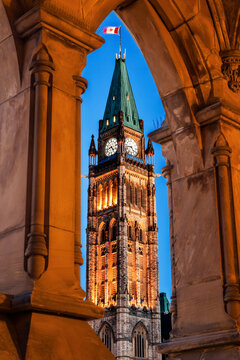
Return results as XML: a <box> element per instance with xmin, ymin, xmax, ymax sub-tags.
<box><xmin>86</xmin><ymin>56</ymin><xmax>161</xmax><ymax>360</ymax></box>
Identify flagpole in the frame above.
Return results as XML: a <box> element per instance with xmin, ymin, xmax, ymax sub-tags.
<box><xmin>119</xmin><ymin>26</ymin><xmax>121</xmax><ymax>58</ymax></box>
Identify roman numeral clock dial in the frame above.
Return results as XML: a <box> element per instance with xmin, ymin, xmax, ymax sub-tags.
<box><xmin>105</xmin><ymin>137</ymin><xmax>118</xmax><ymax>157</ymax></box>
<box><xmin>125</xmin><ymin>137</ymin><xmax>138</xmax><ymax>156</ymax></box>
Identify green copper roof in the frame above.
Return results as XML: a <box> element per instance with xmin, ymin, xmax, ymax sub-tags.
<box><xmin>100</xmin><ymin>58</ymin><xmax>142</xmax><ymax>133</ymax></box>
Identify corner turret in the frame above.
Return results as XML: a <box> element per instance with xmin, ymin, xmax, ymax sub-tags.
<box><xmin>145</xmin><ymin>138</ymin><xmax>154</xmax><ymax>165</ymax></box>
<box><xmin>89</xmin><ymin>135</ymin><xmax>97</xmax><ymax>165</ymax></box>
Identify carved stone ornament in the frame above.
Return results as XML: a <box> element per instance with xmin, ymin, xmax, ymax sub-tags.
<box><xmin>221</xmin><ymin>50</ymin><xmax>240</xmax><ymax>93</ymax></box>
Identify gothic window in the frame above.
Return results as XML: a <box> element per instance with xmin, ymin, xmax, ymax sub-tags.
<box><xmin>99</xmin><ymin>324</ymin><xmax>113</xmax><ymax>351</ymax></box>
<box><xmin>126</xmin><ymin>181</ymin><xmax>130</xmax><ymax>205</ymax></box>
<box><xmin>108</xmin><ymin>180</ymin><xmax>113</xmax><ymax>206</ymax></box>
<box><xmin>135</xmin><ymin>186</ymin><xmax>138</xmax><ymax>206</ymax></box>
<box><xmin>112</xmin><ymin>244</ymin><xmax>117</xmax><ymax>253</ymax></box>
<box><xmin>100</xmin><ymin>228</ymin><xmax>106</xmax><ymax>244</ymax></box>
<box><xmin>103</xmin><ymin>183</ymin><xmax>108</xmax><ymax>208</ymax></box>
<box><xmin>113</xmin><ymin>178</ymin><xmax>118</xmax><ymax>205</ymax></box>
<box><xmin>133</xmin><ymin>324</ymin><xmax>148</xmax><ymax>359</ymax></box>
<box><xmin>97</xmin><ymin>184</ymin><xmax>103</xmax><ymax>210</ymax></box>
<box><xmin>139</xmin><ymin>229</ymin><xmax>143</xmax><ymax>243</ymax></box>
<box><xmin>112</xmin><ymin>252</ymin><xmax>117</xmax><ymax>267</ymax></box>
<box><xmin>111</xmin><ymin>223</ymin><xmax>117</xmax><ymax>241</ymax></box>
<box><xmin>130</xmin><ymin>185</ymin><xmax>134</xmax><ymax>204</ymax></box>
<box><xmin>128</xmin><ymin>226</ymin><xmax>132</xmax><ymax>240</ymax></box>
<box><xmin>141</xmin><ymin>188</ymin><xmax>146</xmax><ymax>210</ymax></box>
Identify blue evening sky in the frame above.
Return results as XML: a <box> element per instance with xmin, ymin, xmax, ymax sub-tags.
<box><xmin>81</xmin><ymin>11</ymin><xmax>171</xmax><ymax>301</ymax></box>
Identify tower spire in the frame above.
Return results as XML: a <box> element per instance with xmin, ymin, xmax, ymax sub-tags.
<box><xmin>100</xmin><ymin>57</ymin><xmax>142</xmax><ymax>134</ymax></box>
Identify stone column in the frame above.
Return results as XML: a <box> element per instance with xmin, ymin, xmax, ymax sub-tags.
<box><xmin>25</xmin><ymin>45</ymin><xmax>54</xmax><ymax>280</ymax></box>
<box><xmin>116</xmin><ymin>167</ymin><xmax>130</xmax><ymax>360</ymax></box>
<box><xmin>154</xmin><ymin>102</ymin><xmax>240</xmax><ymax>360</ymax></box>
<box><xmin>73</xmin><ymin>76</ymin><xmax>88</xmax><ymax>285</ymax></box>
<box><xmin>211</xmin><ymin>133</ymin><xmax>240</xmax><ymax>320</ymax></box>
<box><xmin>0</xmin><ymin>4</ymin><xmax>115</xmax><ymax>359</ymax></box>
<box><xmin>162</xmin><ymin>162</ymin><xmax>177</xmax><ymax>328</ymax></box>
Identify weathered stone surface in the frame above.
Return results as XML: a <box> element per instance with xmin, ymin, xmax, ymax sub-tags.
<box><xmin>0</xmin><ymin>0</ymin><xmax>239</xmax><ymax>358</ymax></box>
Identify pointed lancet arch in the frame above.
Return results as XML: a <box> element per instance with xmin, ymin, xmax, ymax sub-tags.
<box><xmin>98</xmin><ymin>321</ymin><xmax>115</xmax><ymax>351</ymax></box>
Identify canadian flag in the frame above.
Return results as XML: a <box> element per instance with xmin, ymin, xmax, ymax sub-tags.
<box><xmin>103</xmin><ymin>26</ymin><xmax>120</xmax><ymax>35</ymax></box>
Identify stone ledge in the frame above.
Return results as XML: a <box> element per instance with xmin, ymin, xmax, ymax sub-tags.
<box><xmin>0</xmin><ymin>291</ymin><xmax>104</xmax><ymax>320</ymax></box>
<box><xmin>157</xmin><ymin>328</ymin><xmax>240</xmax><ymax>354</ymax></box>
<box><xmin>15</xmin><ymin>5</ymin><xmax>104</xmax><ymax>53</ymax></box>
<box><xmin>196</xmin><ymin>101</ymin><xmax>240</xmax><ymax>128</ymax></box>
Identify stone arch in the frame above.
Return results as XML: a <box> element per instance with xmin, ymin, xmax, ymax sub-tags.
<box><xmin>98</xmin><ymin>221</ymin><xmax>107</xmax><ymax>244</ymax></box>
<box><xmin>127</xmin><ymin>218</ymin><xmax>134</xmax><ymax>241</ymax></box>
<box><xmin>131</xmin><ymin>321</ymin><xmax>150</xmax><ymax>343</ymax></box>
<box><xmin>0</xmin><ymin>1</ymin><xmax>239</xmax><ymax>359</ymax></box>
<box><xmin>132</xmin><ymin>321</ymin><xmax>149</xmax><ymax>359</ymax></box>
<box><xmin>98</xmin><ymin>321</ymin><xmax>115</xmax><ymax>349</ymax></box>
<box><xmin>109</xmin><ymin>218</ymin><xmax>117</xmax><ymax>241</ymax></box>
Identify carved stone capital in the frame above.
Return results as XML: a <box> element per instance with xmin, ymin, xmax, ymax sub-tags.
<box><xmin>221</xmin><ymin>50</ymin><xmax>240</xmax><ymax>93</ymax></box>
<box><xmin>73</xmin><ymin>75</ymin><xmax>88</xmax><ymax>101</ymax></box>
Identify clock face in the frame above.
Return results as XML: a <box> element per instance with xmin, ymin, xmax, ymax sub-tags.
<box><xmin>105</xmin><ymin>138</ymin><xmax>118</xmax><ymax>157</ymax></box>
<box><xmin>125</xmin><ymin>137</ymin><xmax>138</xmax><ymax>156</ymax></box>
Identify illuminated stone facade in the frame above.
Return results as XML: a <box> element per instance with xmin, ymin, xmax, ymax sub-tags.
<box><xmin>87</xmin><ymin>57</ymin><xmax>161</xmax><ymax>359</ymax></box>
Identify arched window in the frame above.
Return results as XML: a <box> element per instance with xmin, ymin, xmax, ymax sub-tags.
<box><xmin>97</xmin><ymin>184</ymin><xmax>103</xmax><ymax>210</ymax></box>
<box><xmin>141</xmin><ymin>188</ymin><xmax>147</xmax><ymax>211</ymax></box>
<box><xmin>130</xmin><ymin>185</ymin><xmax>134</xmax><ymax>204</ymax></box>
<box><xmin>103</xmin><ymin>182</ymin><xmax>108</xmax><ymax>208</ymax></box>
<box><xmin>100</xmin><ymin>228</ymin><xmax>106</xmax><ymax>244</ymax></box>
<box><xmin>135</xmin><ymin>185</ymin><xmax>138</xmax><ymax>206</ymax></box>
<box><xmin>133</xmin><ymin>324</ymin><xmax>148</xmax><ymax>359</ymax></box>
<box><xmin>139</xmin><ymin>229</ymin><xmax>143</xmax><ymax>243</ymax></box>
<box><xmin>108</xmin><ymin>180</ymin><xmax>113</xmax><ymax>207</ymax></box>
<box><xmin>126</xmin><ymin>181</ymin><xmax>130</xmax><ymax>205</ymax></box>
<box><xmin>128</xmin><ymin>226</ymin><xmax>132</xmax><ymax>240</ymax></box>
<box><xmin>99</xmin><ymin>324</ymin><xmax>114</xmax><ymax>351</ymax></box>
<box><xmin>111</xmin><ymin>223</ymin><xmax>117</xmax><ymax>241</ymax></box>
<box><xmin>113</xmin><ymin>178</ymin><xmax>118</xmax><ymax>205</ymax></box>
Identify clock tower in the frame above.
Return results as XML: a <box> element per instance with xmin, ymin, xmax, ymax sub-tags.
<box><xmin>87</xmin><ymin>57</ymin><xmax>161</xmax><ymax>360</ymax></box>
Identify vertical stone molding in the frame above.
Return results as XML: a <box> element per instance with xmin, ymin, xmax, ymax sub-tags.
<box><xmin>162</xmin><ymin>162</ymin><xmax>177</xmax><ymax>327</ymax></box>
<box><xmin>211</xmin><ymin>133</ymin><xmax>240</xmax><ymax>321</ymax></box>
<box><xmin>73</xmin><ymin>75</ymin><xmax>88</xmax><ymax>283</ymax></box>
<box><xmin>25</xmin><ymin>44</ymin><xmax>55</xmax><ymax>280</ymax></box>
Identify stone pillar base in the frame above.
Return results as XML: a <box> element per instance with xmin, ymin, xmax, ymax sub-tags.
<box><xmin>0</xmin><ymin>293</ymin><xmax>116</xmax><ymax>359</ymax></box>
<box><xmin>157</xmin><ymin>328</ymin><xmax>240</xmax><ymax>359</ymax></box>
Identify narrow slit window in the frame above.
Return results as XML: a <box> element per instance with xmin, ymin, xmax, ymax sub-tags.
<box><xmin>113</xmin><ymin>115</ymin><xmax>116</xmax><ymax>123</ymax></box>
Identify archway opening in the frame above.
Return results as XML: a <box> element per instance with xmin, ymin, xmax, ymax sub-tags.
<box><xmin>81</xmin><ymin>10</ymin><xmax>171</xmax><ymax>303</ymax></box>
